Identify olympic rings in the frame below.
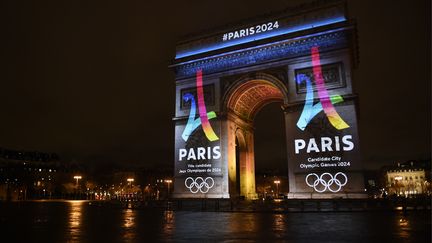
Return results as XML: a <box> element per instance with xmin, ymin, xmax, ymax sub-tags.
<box><xmin>305</xmin><ymin>172</ymin><xmax>348</xmax><ymax>193</ymax></box>
<box><xmin>184</xmin><ymin>177</ymin><xmax>214</xmax><ymax>193</ymax></box>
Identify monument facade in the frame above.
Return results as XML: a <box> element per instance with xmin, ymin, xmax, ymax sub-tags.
<box><xmin>170</xmin><ymin>1</ymin><xmax>365</xmax><ymax>199</ymax></box>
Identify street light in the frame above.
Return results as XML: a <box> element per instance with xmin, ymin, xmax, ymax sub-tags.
<box><xmin>74</xmin><ymin>175</ymin><xmax>82</xmax><ymax>187</ymax></box>
<box><xmin>126</xmin><ymin>178</ymin><xmax>135</xmax><ymax>201</ymax></box>
<box><xmin>74</xmin><ymin>175</ymin><xmax>82</xmax><ymax>200</ymax></box>
<box><xmin>165</xmin><ymin>179</ymin><xmax>172</xmax><ymax>197</ymax></box>
<box><xmin>274</xmin><ymin>180</ymin><xmax>280</xmax><ymax>197</ymax></box>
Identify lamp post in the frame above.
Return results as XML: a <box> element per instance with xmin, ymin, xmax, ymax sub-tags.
<box><xmin>74</xmin><ymin>175</ymin><xmax>82</xmax><ymax>188</ymax></box>
<box><xmin>74</xmin><ymin>175</ymin><xmax>82</xmax><ymax>199</ymax></box>
<box><xmin>165</xmin><ymin>179</ymin><xmax>172</xmax><ymax>198</ymax></box>
<box><xmin>127</xmin><ymin>178</ymin><xmax>134</xmax><ymax>187</ymax></box>
<box><xmin>126</xmin><ymin>178</ymin><xmax>134</xmax><ymax>201</ymax></box>
<box><xmin>274</xmin><ymin>180</ymin><xmax>280</xmax><ymax>198</ymax></box>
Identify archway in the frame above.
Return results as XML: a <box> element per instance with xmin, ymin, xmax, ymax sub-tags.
<box><xmin>224</xmin><ymin>74</ymin><xmax>287</xmax><ymax>199</ymax></box>
<box><xmin>254</xmin><ymin>103</ymin><xmax>288</xmax><ymax>199</ymax></box>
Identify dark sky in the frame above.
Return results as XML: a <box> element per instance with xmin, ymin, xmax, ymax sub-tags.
<box><xmin>1</xmin><ymin>0</ymin><xmax>430</xmax><ymax>170</ymax></box>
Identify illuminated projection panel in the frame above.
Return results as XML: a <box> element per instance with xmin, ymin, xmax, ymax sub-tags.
<box><xmin>286</xmin><ymin>46</ymin><xmax>363</xmax><ymax>198</ymax></box>
<box><xmin>174</xmin><ymin>70</ymin><xmax>224</xmax><ymax>198</ymax></box>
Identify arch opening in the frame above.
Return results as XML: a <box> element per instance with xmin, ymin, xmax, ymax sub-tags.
<box><xmin>254</xmin><ymin>103</ymin><xmax>288</xmax><ymax>199</ymax></box>
<box><xmin>226</xmin><ymin>76</ymin><xmax>287</xmax><ymax>199</ymax></box>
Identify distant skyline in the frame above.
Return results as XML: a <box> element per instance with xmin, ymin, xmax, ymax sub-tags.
<box><xmin>1</xmin><ymin>0</ymin><xmax>430</xmax><ymax>170</ymax></box>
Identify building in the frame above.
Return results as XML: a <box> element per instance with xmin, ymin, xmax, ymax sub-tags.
<box><xmin>0</xmin><ymin>148</ymin><xmax>61</xmax><ymax>200</ymax></box>
<box><xmin>384</xmin><ymin>160</ymin><xmax>430</xmax><ymax>197</ymax></box>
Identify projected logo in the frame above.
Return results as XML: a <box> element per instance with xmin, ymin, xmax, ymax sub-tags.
<box><xmin>182</xmin><ymin>69</ymin><xmax>219</xmax><ymax>142</ymax></box>
<box><xmin>185</xmin><ymin>177</ymin><xmax>215</xmax><ymax>193</ymax></box>
<box><xmin>296</xmin><ymin>46</ymin><xmax>349</xmax><ymax>131</ymax></box>
<box><xmin>305</xmin><ymin>172</ymin><xmax>347</xmax><ymax>193</ymax></box>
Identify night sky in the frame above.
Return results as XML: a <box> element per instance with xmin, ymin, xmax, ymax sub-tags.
<box><xmin>1</xmin><ymin>0</ymin><xmax>430</xmax><ymax>170</ymax></box>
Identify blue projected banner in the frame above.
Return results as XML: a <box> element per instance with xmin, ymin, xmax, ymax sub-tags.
<box><xmin>175</xmin><ymin>4</ymin><xmax>346</xmax><ymax>59</ymax></box>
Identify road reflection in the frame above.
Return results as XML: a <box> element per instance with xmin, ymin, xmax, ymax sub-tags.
<box><xmin>68</xmin><ymin>200</ymin><xmax>84</xmax><ymax>242</ymax></box>
<box><xmin>122</xmin><ymin>205</ymin><xmax>137</xmax><ymax>241</ymax></box>
<box><xmin>273</xmin><ymin>214</ymin><xmax>286</xmax><ymax>237</ymax></box>
<box><xmin>6</xmin><ymin>201</ymin><xmax>425</xmax><ymax>242</ymax></box>
<box><xmin>397</xmin><ymin>214</ymin><xmax>411</xmax><ymax>239</ymax></box>
<box><xmin>163</xmin><ymin>210</ymin><xmax>175</xmax><ymax>237</ymax></box>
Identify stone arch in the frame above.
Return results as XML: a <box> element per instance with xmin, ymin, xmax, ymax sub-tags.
<box><xmin>171</xmin><ymin>2</ymin><xmax>365</xmax><ymax>199</ymax></box>
<box><xmin>223</xmin><ymin>72</ymin><xmax>289</xmax><ymax>121</ymax></box>
<box><xmin>224</xmin><ymin>73</ymin><xmax>288</xmax><ymax>199</ymax></box>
